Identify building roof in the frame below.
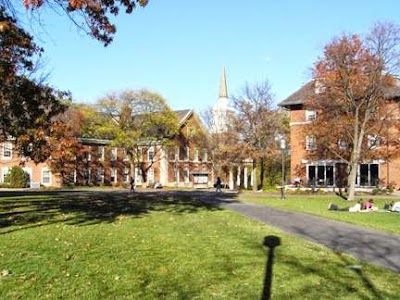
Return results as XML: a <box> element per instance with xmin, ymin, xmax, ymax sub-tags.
<box><xmin>174</xmin><ymin>109</ymin><xmax>193</xmax><ymax>126</ymax></box>
<box><xmin>278</xmin><ymin>81</ymin><xmax>315</xmax><ymax>108</ymax></box>
<box><xmin>278</xmin><ymin>78</ymin><xmax>400</xmax><ymax>109</ymax></box>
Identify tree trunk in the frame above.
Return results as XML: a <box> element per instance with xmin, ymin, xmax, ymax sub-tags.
<box><xmin>347</xmin><ymin>163</ymin><xmax>358</xmax><ymax>201</ymax></box>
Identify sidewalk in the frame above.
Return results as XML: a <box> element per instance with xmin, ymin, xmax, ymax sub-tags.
<box><xmin>202</xmin><ymin>195</ymin><xmax>400</xmax><ymax>273</ymax></box>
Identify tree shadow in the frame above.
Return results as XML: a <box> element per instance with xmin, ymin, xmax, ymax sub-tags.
<box><xmin>288</xmin><ymin>224</ymin><xmax>399</xmax><ymax>298</ymax></box>
<box><xmin>0</xmin><ymin>189</ymin><xmax>239</xmax><ymax>234</ymax></box>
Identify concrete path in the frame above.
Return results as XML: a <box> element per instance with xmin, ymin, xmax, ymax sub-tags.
<box><xmin>200</xmin><ymin>195</ymin><xmax>400</xmax><ymax>273</ymax></box>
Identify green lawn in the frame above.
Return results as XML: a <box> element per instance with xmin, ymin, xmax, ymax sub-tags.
<box><xmin>236</xmin><ymin>192</ymin><xmax>400</xmax><ymax>234</ymax></box>
<box><xmin>0</xmin><ymin>189</ymin><xmax>399</xmax><ymax>299</ymax></box>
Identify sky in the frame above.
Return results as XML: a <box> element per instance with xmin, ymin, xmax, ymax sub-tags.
<box><xmin>19</xmin><ymin>0</ymin><xmax>400</xmax><ymax>113</ymax></box>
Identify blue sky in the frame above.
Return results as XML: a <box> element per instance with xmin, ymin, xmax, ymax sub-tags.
<box><xmin>25</xmin><ymin>0</ymin><xmax>400</xmax><ymax>112</ymax></box>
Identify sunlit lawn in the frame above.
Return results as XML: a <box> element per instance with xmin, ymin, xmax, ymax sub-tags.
<box><xmin>0</xmin><ymin>189</ymin><xmax>399</xmax><ymax>299</ymax></box>
<box><xmin>237</xmin><ymin>191</ymin><xmax>400</xmax><ymax>234</ymax></box>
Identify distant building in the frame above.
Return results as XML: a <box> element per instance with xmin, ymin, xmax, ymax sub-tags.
<box><xmin>278</xmin><ymin>80</ymin><xmax>400</xmax><ymax>189</ymax></box>
<box><xmin>0</xmin><ymin>110</ymin><xmax>212</xmax><ymax>189</ymax></box>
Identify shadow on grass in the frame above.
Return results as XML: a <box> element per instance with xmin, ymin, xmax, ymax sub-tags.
<box><xmin>0</xmin><ymin>189</ymin><xmax>240</xmax><ymax>234</ymax></box>
<box><xmin>288</xmin><ymin>224</ymin><xmax>400</xmax><ymax>298</ymax></box>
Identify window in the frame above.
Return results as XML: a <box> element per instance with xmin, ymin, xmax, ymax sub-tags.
<box><xmin>111</xmin><ymin>148</ymin><xmax>118</xmax><ymax>161</ymax></box>
<box><xmin>123</xmin><ymin>167</ymin><xmax>129</xmax><ymax>183</ymax></box>
<box><xmin>87</xmin><ymin>146</ymin><xmax>92</xmax><ymax>161</ymax></box>
<box><xmin>306</xmin><ymin>136</ymin><xmax>317</xmax><ymax>151</ymax></box>
<box><xmin>175</xmin><ymin>147</ymin><xmax>179</xmax><ymax>161</ymax></box>
<box><xmin>203</xmin><ymin>149</ymin><xmax>208</xmax><ymax>162</ymax></box>
<box><xmin>42</xmin><ymin>169</ymin><xmax>51</xmax><ymax>185</ymax></box>
<box><xmin>184</xmin><ymin>146</ymin><xmax>189</xmax><ymax>161</ymax></box>
<box><xmin>98</xmin><ymin>147</ymin><xmax>105</xmax><ymax>161</ymax></box>
<box><xmin>148</xmin><ymin>147</ymin><xmax>155</xmax><ymax>161</ymax></box>
<box><xmin>97</xmin><ymin>167</ymin><xmax>104</xmax><ymax>184</ymax></box>
<box><xmin>135</xmin><ymin>168</ymin><xmax>143</xmax><ymax>184</ymax></box>
<box><xmin>110</xmin><ymin>168</ymin><xmax>117</xmax><ymax>183</ymax></box>
<box><xmin>84</xmin><ymin>168</ymin><xmax>91</xmax><ymax>184</ymax></box>
<box><xmin>367</xmin><ymin>135</ymin><xmax>379</xmax><ymax>149</ymax></box>
<box><xmin>148</xmin><ymin>168</ymin><xmax>154</xmax><ymax>184</ymax></box>
<box><xmin>123</xmin><ymin>149</ymin><xmax>129</xmax><ymax>161</ymax></box>
<box><xmin>1</xmin><ymin>167</ymin><xmax>9</xmax><ymax>183</ymax></box>
<box><xmin>338</xmin><ymin>139</ymin><xmax>347</xmax><ymax>150</ymax></box>
<box><xmin>314</xmin><ymin>80</ymin><xmax>325</xmax><ymax>94</ymax></box>
<box><xmin>184</xmin><ymin>168</ymin><xmax>190</xmax><ymax>184</ymax></box>
<box><xmin>2</xmin><ymin>142</ymin><xmax>12</xmax><ymax>160</ymax></box>
<box><xmin>194</xmin><ymin>149</ymin><xmax>199</xmax><ymax>162</ymax></box>
<box><xmin>306</xmin><ymin>110</ymin><xmax>316</xmax><ymax>121</ymax></box>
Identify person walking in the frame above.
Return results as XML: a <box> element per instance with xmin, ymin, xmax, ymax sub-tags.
<box><xmin>215</xmin><ymin>177</ymin><xmax>222</xmax><ymax>193</ymax></box>
<box><xmin>130</xmin><ymin>177</ymin><xmax>135</xmax><ymax>193</ymax></box>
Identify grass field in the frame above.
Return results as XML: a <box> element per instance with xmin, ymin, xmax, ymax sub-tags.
<box><xmin>1</xmin><ymin>189</ymin><xmax>399</xmax><ymax>299</ymax></box>
<box><xmin>236</xmin><ymin>192</ymin><xmax>400</xmax><ymax>234</ymax></box>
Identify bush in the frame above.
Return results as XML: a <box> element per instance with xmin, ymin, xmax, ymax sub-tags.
<box><xmin>4</xmin><ymin>166</ymin><xmax>30</xmax><ymax>188</ymax></box>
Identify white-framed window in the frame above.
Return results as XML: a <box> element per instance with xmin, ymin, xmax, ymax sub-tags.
<box><xmin>306</xmin><ymin>136</ymin><xmax>317</xmax><ymax>151</ymax></box>
<box><xmin>175</xmin><ymin>147</ymin><xmax>179</xmax><ymax>161</ymax></box>
<box><xmin>184</xmin><ymin>146</ymin><xmax>189</xmax><ymax>161</ymax></box>
<box><xmin>148</xmin><ymin>147</ymin><xmax>155</xmax><ymax>161</ymax></box>
<box><xmin>338</xmin><ymin>139</ymin><xmax>347</xmax><ymax>150</ymax></box>
<box><xmin>194</xmin><ymin>149</ymin><xmax>199</xmax><ymax>162</ymax></box>
<box><xmin>184</xmin><ymin>168</ymin><xmax>190</xmax><ymax>184</ymax></box>
<box><xmin>111</xmin><ymin>147</ymin><xmax>118</xmax><ymax>161</ymax></box>
<box><xmin>97</xmin><ymin>167</ymin><xmax>104</xmax><ymax>184</ymax></box>
<box><xmin>123</xmin><ymin>167</ymin><xmax>130</xmax><ymax>183</ymax></box>
<box><xmin>135</xmin><ymin>168</ymin><xmax>143</xmax><ymax>184</ymax></box>
<box><xmin>148</xmin><ymin>168</ymin><xmax>154</xmax><ymax>184</ymax></box>
<box><xmin>1</xmin><ymin>167</ymin><xmax>9</xmax><ymax>183</ymax></box>
<box><xmin>1</xmin><ymin>142</ymin><xmax>12</xmax><ymax>160</ymax></box>
<box><xmin>87</xmin><ymin>146</ymin><xmax>92</xmax><ymax>161</ymax></box>
<box><xmin>367</xmin><ymin>135</ymin><xmax>379</xmax><ymax>149</ymax></box>
<box><xmin>314</xmin><ymin>80</ymin><xmax>325</xmax><ymax>94</ymax></box>
<box><xmin>123</xmin><ymin>149</ymin><xmax>129</xmax><ymax>161</ymax></box>
<box><xmin>110</xmin><ymin>167</ymin><xmax>117</xmax><ymax>183</ymax></box>
<box><xmin>41</xmin><ymin>168</ymin><xmax>52</xmax><ymax>185</ymax></box>
<box><xmin>203</xmin><ymin>149</ymin><xmax>208</xmax><ymax>162</ymax></box>
<box><xmin>306</xmin><ymin>110</ymin><xmax>316</xmax><ymax>121</ymax></box>
<box><xmin>84</xmin><ymin>168</ymin><xmax>91</xmax><ymax>184</ymax></box>
<box><xmin>98</xmin><ymin>147</ymin><xmax>105</xmax><ymax>161</ymax></box>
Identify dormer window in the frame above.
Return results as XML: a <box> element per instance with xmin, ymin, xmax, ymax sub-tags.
<box><xmin>306</xmin><ymin>110</ymin><xmax>316</xmax><ymax>121</ymax></box>
<box><xmin>314</xmin><ymin>80</ymin><xmax>325</xmax><ymax>94</ymax></box>
<box><xmin>306</xmin><ymin>136</ymin><xmax>317</xmax><ymax>151</ymax></box>
<box><xmin>367</xmin><ymin>135</ymin><xmax>379</xmax><ymax>149</ymax></box>
<box><xmin>338</xmin><ymin>139</ymin><xmax>347</xmax><ymax>150</ymax></box>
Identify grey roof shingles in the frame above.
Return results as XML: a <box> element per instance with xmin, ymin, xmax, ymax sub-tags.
<box><xmin>278</xmin><ymin>78</ymin><xmax>400</xmax><ymax>109</ymax></box>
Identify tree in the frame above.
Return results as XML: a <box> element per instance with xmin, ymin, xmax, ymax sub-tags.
<box><xmin>89</xmin><ymin>89</ymin><xmax>179</xmax><ymax>184</ymax></box>
<box><xmin>0</xmin><ymin>8</ymin><xmax>69</xmax><ymax>162</ymax></box>
<box><xmin>5</xmin><ymin>0</ymin><xmax>149</xmax><ymax>46</ymax></box>
<box><xmin>231</xmin><ymin>80</ymin><xmax>287</xmax><ymax>190</ymax></box>
<box><xmin>306</xmin><ymin>23</ymin><xmax>400</xmax><ymax>200</ymax></box>
<box><xmin>201</xmin><ymin>106</ymin><xmax>244</xmax><ymax>186</ymax></box>
<box><xmin>45</xmin><ymin>108</ymin><xmax>82</xmax><ymax>185</ymax></box>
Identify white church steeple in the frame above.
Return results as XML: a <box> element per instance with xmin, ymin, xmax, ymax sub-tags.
<box><xmin>211</xmin><ymin>66</ymin><xmax>231</xmax><ymax>133</ymax></box>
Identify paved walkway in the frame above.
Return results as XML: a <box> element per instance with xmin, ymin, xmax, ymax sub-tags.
<box><xmin>200</xmin><ymin>195</ymin><xmax>400</xmax><ymax>273</ymax></box>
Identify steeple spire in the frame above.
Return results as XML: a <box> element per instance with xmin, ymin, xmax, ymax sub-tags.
<box><xmin>219</xmin><ymin>66</ymin><xmax>228</xmax><ymax>98</ymax></box>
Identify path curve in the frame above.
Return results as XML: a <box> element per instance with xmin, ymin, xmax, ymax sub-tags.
<box><xmin>199</xmin><ymin>194</ymin><xmax>400</xmax><ymax>273</ymax></box>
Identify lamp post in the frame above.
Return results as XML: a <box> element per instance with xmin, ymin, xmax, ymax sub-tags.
<box><xmin>280</xmin><ymin>138</ymin><xmax>286</xmax><ymax>199</ymax></box>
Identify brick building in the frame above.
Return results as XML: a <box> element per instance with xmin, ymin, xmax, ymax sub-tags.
<box><xmin>0</xmin><ymin>109</ymin><xmax>213</xmax><ymax>189</ymax></box>
<box><xmin>278</xmin><ymin>80</ymin><xmax>400</xmax><ymax>189</ymax></box>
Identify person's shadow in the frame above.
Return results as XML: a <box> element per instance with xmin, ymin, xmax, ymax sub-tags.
<box><xmin>261</xmin><ymin>235</ymin><xmax>281</xmax><ymax>300</ymax></box>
